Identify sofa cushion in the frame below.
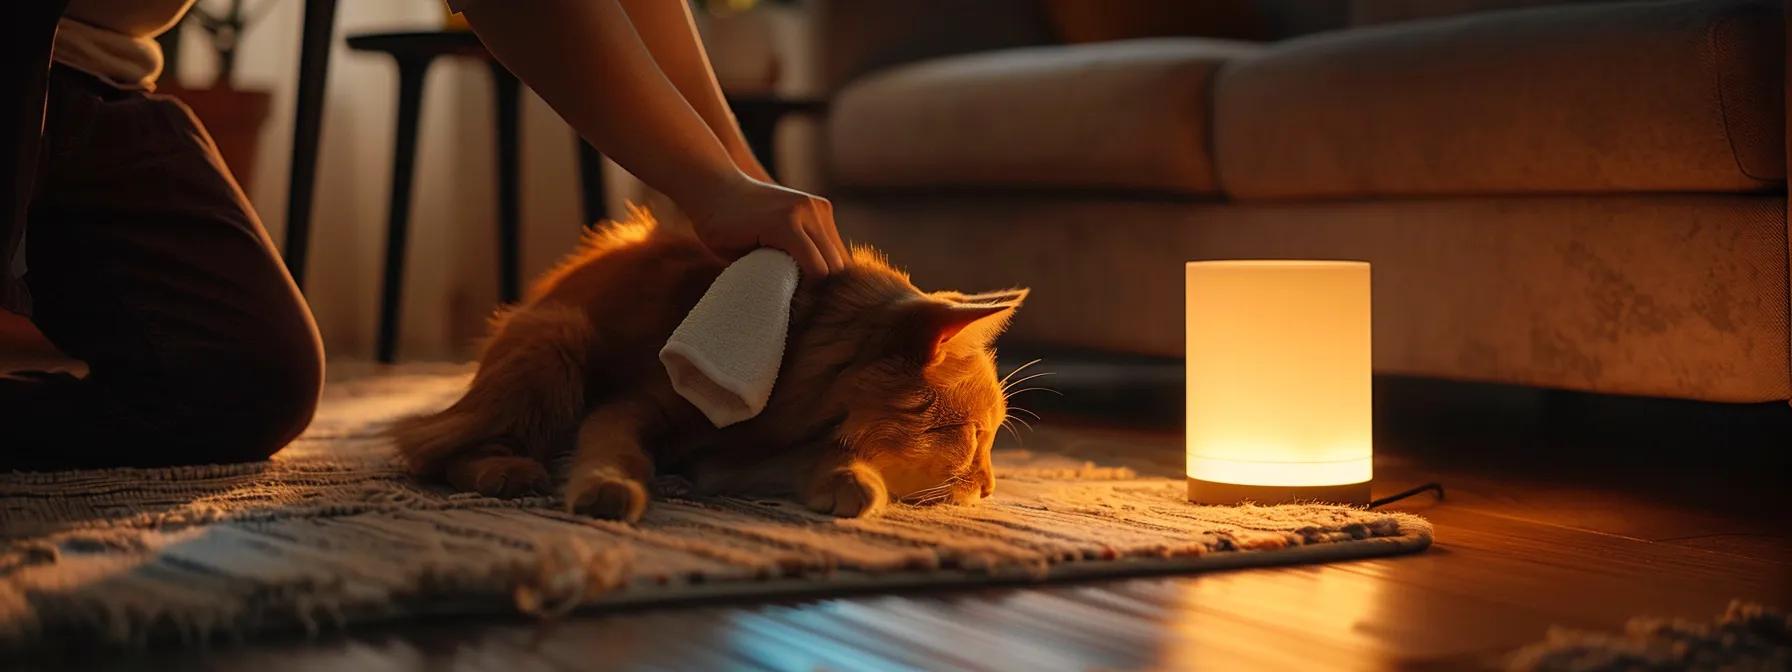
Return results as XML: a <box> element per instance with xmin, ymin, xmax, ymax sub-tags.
<box><xmin>836</xmin><ymin>193</ymin><xmax>1790</xmax><ymax>403</ymax></box>
<box><xmin>1214</xmin><ymin>0</ymin><xmax>1785</xmax><ymax>200</ymax></box>
<box><xmin>827</xmin><ymin>39</ymin><xmax>1262</xmax><ymax>195</ymax></box>
<box><xmin>1348</xmin><ymin>0</ymin><xmax>1613</xmax><ymax>26</ymax></box>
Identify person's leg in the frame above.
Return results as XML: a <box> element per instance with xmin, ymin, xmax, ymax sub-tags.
<box><xmin>0</xmin><ymin>67</ymin><xmax>324</xmax><ymax>471</ymax></box>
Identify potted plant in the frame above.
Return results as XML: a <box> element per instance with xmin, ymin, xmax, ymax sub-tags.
<box><xmin>156</xmin><ymin>0</ymin><xmax>282</xmax><ymax>194</ymax></box>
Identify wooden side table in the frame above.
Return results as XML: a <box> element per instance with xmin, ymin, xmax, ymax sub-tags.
<box><xmin>287</xmin><ymin>23</ymin><xmax>827</xmax><ymax>363</ymax></box>
<box><xmin>342</xmin><ymin>31</ymin><xmax>553</xmax><ymax>365</ymax></box>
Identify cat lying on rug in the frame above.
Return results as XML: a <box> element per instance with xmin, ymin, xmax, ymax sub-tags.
<box><xmin>387</xmin><ymin>207</ymin><xmax>1028</xmax><ymax>522</ymax></box>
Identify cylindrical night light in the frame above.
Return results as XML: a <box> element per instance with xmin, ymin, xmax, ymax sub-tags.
<box><xmin>1185</xmin><ymin>261</ymin><xmax>1372</xmax><ymax>506</ymax></box>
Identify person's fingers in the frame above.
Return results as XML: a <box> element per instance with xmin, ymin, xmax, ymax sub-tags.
<box><xmin>766</xmin><ymin>220</ymin><xmax>829</xmax><ymax>278</ymax></box>
<box><xmin>810</xmin><ymin>198</ymin><xmax>848</xmax><ymax>272</ymax></box>
<box><xmin>802</xmin><ymin>204</ymin><xmax>847</xmax><ymax>274</ymax></box>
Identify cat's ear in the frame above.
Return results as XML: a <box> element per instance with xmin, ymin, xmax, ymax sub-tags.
<box><xmin>948</xmin><ymin>288</ymin><xmax>1030</xmax><ymax>307</ymax></box>
<box><xmin>904</xmin><ymin>290</ymin><xmax>1027</xmax><ymax>362</ymax></box>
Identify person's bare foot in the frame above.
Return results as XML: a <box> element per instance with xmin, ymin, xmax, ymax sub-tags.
<box><xmin>0</xmin><ymin>310</ymin><xmax>82</xmax><ymax>376</ymax></box>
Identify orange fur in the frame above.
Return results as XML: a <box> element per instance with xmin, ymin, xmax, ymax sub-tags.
<box><xmin>386</xmin><ymin>206</ymin><xmax>1026</xmax><ymax>521</ymax></box>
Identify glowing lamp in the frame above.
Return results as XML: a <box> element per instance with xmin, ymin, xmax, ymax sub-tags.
<box><xmin>1185</xmin><ymin>260</ymin><xmax>1372</xmax><ymax>506</ymax></box>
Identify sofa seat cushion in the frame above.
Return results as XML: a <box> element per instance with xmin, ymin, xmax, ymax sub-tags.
<box><xmin>1214</xmin><ymin>0</ymin><xmax>1785</xmax><ymax>200</ymax></box>
<box><xmin>828</xmin><ymin>39</ymin><xmax>1262</xmax><ymax>195</ymax></box>
<box><xmin>1348</xmin><ymin>0</ymin><xmax>1613</xmax><ymax>26</ymax></box>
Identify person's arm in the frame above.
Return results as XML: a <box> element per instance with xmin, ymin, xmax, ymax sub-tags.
<box><xmin>617</xmin><ymin>0</ymin><xmax>773</xmax><ymax>183</ymax></box>
<box><xmin>461</xmin><ymin>0</ymin><xmax>734</xmax><ymax>214</ymax></box>
<box><xmin>458</xmin><ymin>0</ymin><xmax>843</xmax><ymax>273</ymax></box>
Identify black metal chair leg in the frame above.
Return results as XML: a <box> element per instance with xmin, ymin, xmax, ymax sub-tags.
<box><xmin>576</xmin><ymin>140</ymin><xmax>608</xmax><ymax>228</ymax></box>
<box><xmin>489</xmin><ymin>62</ymin><xmax>521</xmax><ymax>304</ymax></box>
<box><xmin>375</xmin><ymin>56</ymin><xmax>432</xmax><ymax>364</ymax></box>
<box><xmin>735</xmin><ymin>108</ymin><xmax>781</xmax><ymax>183</ymax></box>
<box><xmin>281</xmin><ymin>0</ymin><xmax>339</xmax><ymax>290</ymax></box>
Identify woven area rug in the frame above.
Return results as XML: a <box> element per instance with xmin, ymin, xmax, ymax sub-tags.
<box><xmin>0</xmin><ymin>366</ymin><xmax>1431</xmax><ymax>650</ymax></box>
<box><xmin>1501</xmin><ymin>601</ymin><xmax>1791</xmax><ymax>672</ymax></box>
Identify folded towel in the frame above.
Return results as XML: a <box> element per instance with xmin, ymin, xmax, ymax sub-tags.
<box><xmin>660</xmin><ymin>249</ymin><xmax>800</xmax><ymax>427</ymax></box>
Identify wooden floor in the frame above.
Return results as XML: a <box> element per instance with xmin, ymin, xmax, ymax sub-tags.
<box><xmin>23</xmin><ymin>409</ymin><xmax>1789</xmax><ymax>671</ymax></box>
<box><xmin>6</xmin><ymin>336</ymin><xmax>1790</xmax><ymax>671</ymax></box>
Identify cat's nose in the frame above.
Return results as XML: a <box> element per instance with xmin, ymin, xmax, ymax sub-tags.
<box><xmin>980</xmin><ymin>480</ymin><xmax>994</xmax><ymax>498</ymax></box>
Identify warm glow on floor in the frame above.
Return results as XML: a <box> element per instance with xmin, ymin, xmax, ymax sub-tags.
<box><xmin>1160</xmin><ymin>568</ymin><xmax>1392</xmax><ymax>669</ymax></box>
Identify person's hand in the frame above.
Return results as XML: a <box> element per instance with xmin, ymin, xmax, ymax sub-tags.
<box><xmin>684</xmin><ymin>173</ymin><xmax>847</xmax><ymax>277</ymax></box>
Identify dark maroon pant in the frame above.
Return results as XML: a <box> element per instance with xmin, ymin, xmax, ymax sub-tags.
<box><xmin>0</xmin><ymin>65</ymin><xmax>325</xmax><ymax>471</ymax></box>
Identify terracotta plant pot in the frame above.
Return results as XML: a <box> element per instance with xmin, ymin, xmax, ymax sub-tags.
<box><xmin>158</xmin><ymin>83</ymin><xmax>273</xmax><ymax>194</ymax></box>
<box><xmin>442</xmin><ymin>2</ymin><xmax>470</xmax><ymax>31</ymax></box>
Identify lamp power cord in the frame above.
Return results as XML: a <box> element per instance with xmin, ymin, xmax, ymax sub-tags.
<box><xmin>1368</xmin><ymin>482</ymin><xmax>1446</xmax><ymax>509</ymax></box>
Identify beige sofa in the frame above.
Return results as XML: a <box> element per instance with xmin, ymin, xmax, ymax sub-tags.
<box><xmin>814</xmin><ymin>0</ymin><xmax>1789</xmax><ymax>404</ymax></box>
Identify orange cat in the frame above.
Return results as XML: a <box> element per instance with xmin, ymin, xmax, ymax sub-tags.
<box><xmin>386</xmin><ymin>207</ymin><xmax>1027</xmax><ymax>521</ymax></box>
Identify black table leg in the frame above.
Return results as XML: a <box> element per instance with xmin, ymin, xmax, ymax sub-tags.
<box><xmin>734</xmin><ymin>107</ymin><xmax>781</xmax><ymax>183</ymax></box>
<box><xmin>280</xmin><ymin>0</ymin><xmax>339</xmax><ymax>290</ymax></box>
<box><xmin>489</xmin><ymin>62</ymin><xmax>521</xmax><ymax>304</ymax></box>
<box><xmin>576</xmin><ymin>140</ymin><xmax>607</xmax><ymax>228</ymax></box>
<box><xmin>375</xmin><ymin>56</ymin><xmax>432</xmax><ymax>364</ymax></box>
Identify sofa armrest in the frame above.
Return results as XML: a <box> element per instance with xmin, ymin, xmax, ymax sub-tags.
<box><xmin>814</xmin><ymin>0</ymin><xmax>1059</xmax><ymax>94</ymax></box>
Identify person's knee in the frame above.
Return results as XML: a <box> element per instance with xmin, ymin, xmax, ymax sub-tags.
<box><xmin>241</xmin><ymin>337</ymin><xmax>325</xmax><ymax>458</ymax></box>
<box><xmin>185</xmin><ymin>328</ymin><xmax>325</xmax><ymax>462</ymax></box>
<box><xmin>254</xmin><ymin>340</ymin><xmax>326</xmax><ymax>453</ymax></box>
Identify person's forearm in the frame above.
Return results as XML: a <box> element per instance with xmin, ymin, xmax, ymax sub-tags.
<box><xmin>617</xmin><ymin>0</ymin><xmax>772</xmax><ymax>183</ymax></box>
<box><xmin>461</xmin><ymin>0</ymin><xmax>742</xmax><ymax>212</ymax></box>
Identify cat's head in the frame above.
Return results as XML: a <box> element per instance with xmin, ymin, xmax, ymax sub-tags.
<box><xmin>776</xmin><ymin>247</ymin><xmax>1028</xmax><ymax>508</ymax></box>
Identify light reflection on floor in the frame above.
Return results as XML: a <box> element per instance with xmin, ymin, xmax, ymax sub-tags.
<box><xmin>701</xmin><ymin>570</ymin><xmax>1395</xmax><ymax>672</ymax></box>
<box><xmin>1160</xmin><ymin>568</ymin><xmax>1391</xmax><ymax>671</ymax></box>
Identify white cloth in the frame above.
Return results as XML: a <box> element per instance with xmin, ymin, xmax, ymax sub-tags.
<box><xmin>53</xmin><ymin>0</ymin><xmax>200</xmax><ymax>91</ymax></box>
<box><xmin>52</xmin><ymin>18</ymin><xmax>163</xmax><ymax>91</ymax></box>
<box><xmin>660</xmin><ymin>249</ymin><xmax>800</xmax><ymax>427</ymax></box>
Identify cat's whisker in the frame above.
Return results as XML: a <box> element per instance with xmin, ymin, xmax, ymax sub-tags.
<box><xmin>1007</xmin><ymin>414</ymin><xmax>1034</xmax><ymax>433</ymax></box>
<box><xmin>1001</xmin><ymin>371</ymin><xmax>1056</xmax><ymax>394</ymax></box>
<box><xmin>1005</xmin><ymin>386</ymin><xmax>1063</xmax><ymax>400</ymax></box>
<box><xmin>998</xmin><ymin>359</ymin><xmax>1044</xmax><ymax>389</ymax></box>
<box><xmin>916</xmin><ymin>492</ymin><xmax>951</xmax><ymax>506</ymax></box>
<box><xmin>1002</xmin><ymin>416</ymin><xmax>1028</xmax><ymax>446</ymax></box>
<box><xmin>902</xmin><ymin>479</ymin><xmax>959</xmax><ymax>503</ymax></box>
<box><xmin>909</xmin><ymin>482</ymin><xmax>952</xmax><ymax>497</ymax></box>
<box><xmin>1008</xmin><ymin>406</ymin><xmax>1040</xmax><ymax>420</ymax></box>
<box><xmin>902</xmin><ymin>480</ymin><xmax>960</xmax><ymax>506</ymax></box>
<box><xmin>929</xmin><ymin>480</ymin><xmax>966</xmax><ymax>503</ymax></box>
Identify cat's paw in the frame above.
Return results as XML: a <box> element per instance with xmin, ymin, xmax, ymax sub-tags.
<box><xmin>565</xmin><ymin>468</ymin><xmax>650</xmax><ymax>522</ymax></box>
<box><xmin>446</xmin><ymin>455</ymin><xmax>552</xmax><ymax>499</ymax></box>
<box><xmin>806</xmin><ymin>465</ymin><xmax>888</xmax><ymax>518</ymax></box>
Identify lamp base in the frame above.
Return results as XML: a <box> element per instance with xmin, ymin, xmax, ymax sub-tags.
<box><xmin>1186</xmin><ymin>477</ymin><xmax>1372</xmax><ymax>507</ymax></box>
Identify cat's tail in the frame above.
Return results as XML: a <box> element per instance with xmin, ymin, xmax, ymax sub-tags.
<box><xmin>387</xmin><ymin>303</ymin><xmax>595</xmax><ymax>478</ymax></box>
